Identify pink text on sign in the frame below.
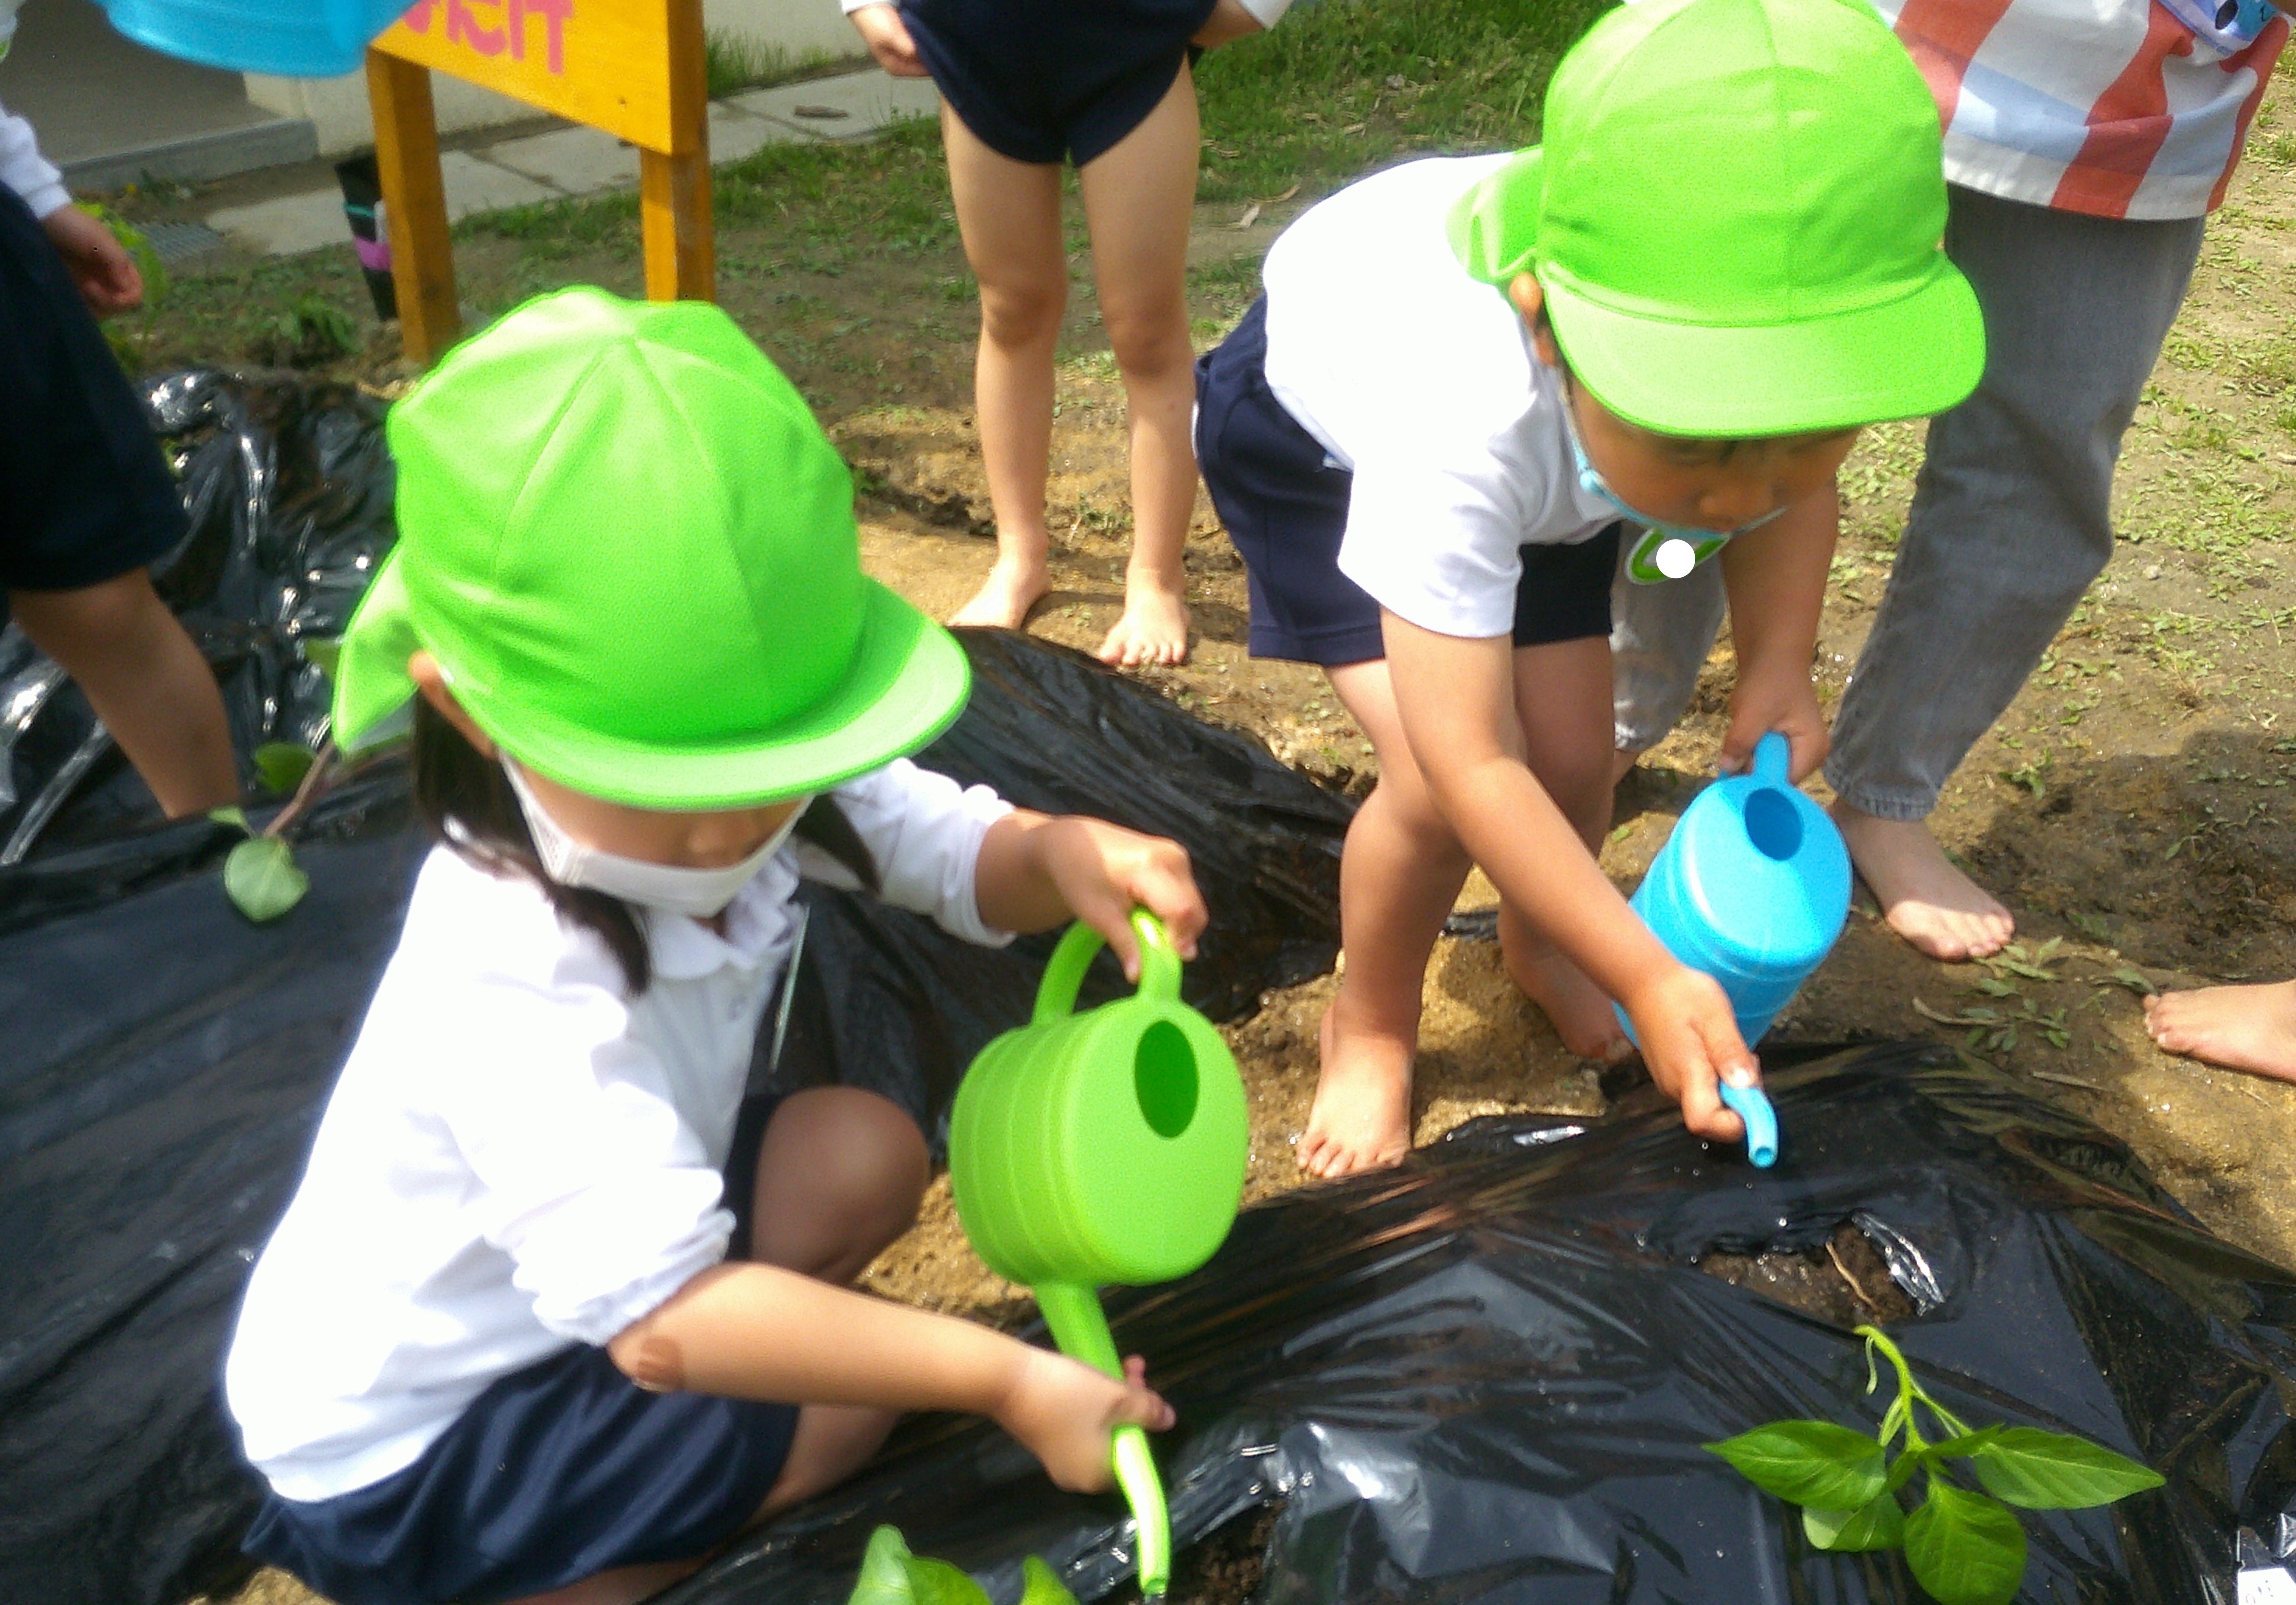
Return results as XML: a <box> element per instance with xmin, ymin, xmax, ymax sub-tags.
<box><xmin>400</xmin><ymin>0</ymin><xmax>574</xmax><ymax>73</ymax></box>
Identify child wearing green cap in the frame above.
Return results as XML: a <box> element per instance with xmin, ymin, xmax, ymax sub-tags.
<box><xmin>222</xmin><ymin>288</ymin><xmax>1204</xmax><ymax>1605</ymax></box>
<box><xmin>1193</xmin><ymin>0</ymin><xmax>1985</xmax><ymax>1176</ymax></box>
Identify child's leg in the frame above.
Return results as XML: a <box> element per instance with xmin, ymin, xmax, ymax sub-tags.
<box><xmin>1497</xmin><ymin>634</ymin><xmax>1632</xmax><ymax>1064</ymax></box>
<box><xmin>1303</xmin><ymin>658</ymin><xmax>1474</xmax><ymax>1178</ymax></box>
<box><xmin>746</xmin><ymin>1087</ymin><xmax>932</xmax><ymax>1516</ymax></box>
<box><xmin>9</xmin><ymin>571</ymin><xmax>236</xmax><ymax>817</ymax></box>
<box><xmin>499</xmin><ymin>1088</ymin><xmax>932</xmax><ymax>1605</ymax></box>
<box><xmin>941</xmin><ymin>104</ymin><xmax>1068</xmax><ymax>633</ymax></box>
<box><xmin>2145</xmin><ymin>980</ymin><xmax>2296</xmax><ymax>1083</ymax></box>
<box><xmin>1077</xmin><ymin>66</ymin><xmax>1200</xmax><ymax>668</ymax></box>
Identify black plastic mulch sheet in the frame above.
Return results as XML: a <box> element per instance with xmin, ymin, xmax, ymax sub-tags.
<box><xmin>685</xmin><ymin>1046</ymin><xmax>2296</xmax><ymax>1605</ymax></box>
<box><xmin>0</xmin><ymin>375</ymin><xmax>1353</xmax><ymax>1605</ymax></box>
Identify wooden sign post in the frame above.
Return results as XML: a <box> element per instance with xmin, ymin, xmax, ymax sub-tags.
<box><xmin>365</xmin><ymin>0</ymin><xmax>712</xmax><ymax>365</ymax></box>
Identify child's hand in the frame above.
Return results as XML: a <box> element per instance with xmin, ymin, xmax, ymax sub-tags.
<box><xmin>847</xmin><ymin>3</ymin><xmax>929</xmax><ymax>76</ymax></box>
<box><xmin>40</xmin><ymin>205</ymin><xmax>143</xmax><ymax>318</ymax></box>
<box><xmin>996</xmin><ymin>1350</ymin><xmax>1175</xmax><ymax>1493</ymax></box>
<box><xmin>1620</xmin><ymin>962</ymin><xmax>1759</xmax><ymax>1144</ymax></box>
<box><xmin>1718</xmin><ymin>669</ymin><xmax>1827</xmax><ymax>782</ymax></box>
<box><xmin>1192</xmin><ymin>0</ymin><xmax>1267</xmax><ymax>47</ymax></box>
<box><xmin>1030</xmin><ymin>816</ymin><xmax>1207</xmax><ymax>982</ymax></box>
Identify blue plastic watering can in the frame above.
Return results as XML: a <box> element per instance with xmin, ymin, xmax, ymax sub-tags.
<box><xmin>98</xmin><ymin>0</ymin><xmax>406</xmax><ymax>77</ymax></box>
<box><xmin>1618</xmin><ymin>732</ymin><xmax>1850</xmax><ymax>1161</ymax></box>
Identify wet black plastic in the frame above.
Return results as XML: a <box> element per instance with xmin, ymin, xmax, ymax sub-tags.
<box><xmin>682</xmin><ymin>1047</ymin><xmax>2296</xmax><ymax>1605</ymax></box>
<box><xmin>0</xmin><ymin>374</ymin><xmax>1352</xmax><ymax>1605</ymax></box>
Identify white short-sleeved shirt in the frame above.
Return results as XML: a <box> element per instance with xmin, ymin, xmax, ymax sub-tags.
<box><xmin>225</xmin><ymin>758</ymin><xmax>1013</xmax><ymax>1503</ymax></box>
<box><xmin>1259</xmin><ymin>154</ymin><xmax>1619</xmax><ymax>642</ymax></box>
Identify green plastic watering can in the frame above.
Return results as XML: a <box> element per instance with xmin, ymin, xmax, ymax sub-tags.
<box><xmin>949</xmin><ymin>910</ymin><xmax>1249</xmax><ymax>1599</ymax></box>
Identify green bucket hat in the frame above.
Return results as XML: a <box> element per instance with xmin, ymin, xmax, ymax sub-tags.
<box><xmin>1446</xmin><ymin>0</ymin><xmax>1983</xmax><ymax>438</ymax></box>
<box><xmin>331</xmin><ymin>287</ymin><xmax>969</xmax><ymax>807</ymax></box>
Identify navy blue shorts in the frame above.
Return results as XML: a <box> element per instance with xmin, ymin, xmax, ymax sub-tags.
<box><xmin>243</xmin><ymin>1095</ymin><xmax>799</xmax><ymax>1605</ymax></box>
<box><xmin>902</xmin><ymin>0</ymin><xmax>1216</xmax><ymax>166</ymax></box>
<box><xmin>0</xmin><ymin>185</ymin><xmax>186</xmax><ymax>616</ymax></box>
<box><xmin>1195</xmin><ymin>296</ymin><xmax>1623</xmax><ymax>668</ymax></box>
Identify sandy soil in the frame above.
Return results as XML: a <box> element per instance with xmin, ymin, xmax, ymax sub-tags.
<box><xmin>207</xmin><ymin>83</ymin><xmax>2296</xmax><ymax>1605</ymax></box>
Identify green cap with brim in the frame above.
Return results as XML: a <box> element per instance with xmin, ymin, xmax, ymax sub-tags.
<box><xmin>1447</xmin><ymin>0</ymin><xmax>1984</xmax><ymax>438</ymax></box>
<box><xmin>332</xmin><ymin>287</ymin><xmax>969</xmax><ymax>808</ymax></box>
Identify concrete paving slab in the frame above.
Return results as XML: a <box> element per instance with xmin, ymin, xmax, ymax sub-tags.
<box><xmin>207</xmin><ymin>187</ymin><xmax>350</xmax><ymax>257</ymax></box>
<box><xmin>730</xmin><ymin>71</ymin><xmax>939</xmax><ymax>139</ymax></box>
<box><xmin>439</xmin><ymin>151</ymin><xmax>562</xmax><ymax>218</ymax></box>
<box><xmin>484</xmin><ymin>125</ymin><xmax>637</xmax><ymax>196</ymax></box>
<box><xmin>707</xmin><ymin>102</ymin><xmax>818</xmax><ymax>165</ymax></box>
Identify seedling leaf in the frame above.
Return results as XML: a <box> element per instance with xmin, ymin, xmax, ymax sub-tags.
<box><xmin>1967</xmin><ymin>1428</ymin><xmax>2165</xmax><ymax>1509</ymax></box>
<box><xmin>302</xmin><ymin>636</ymin><xmax>343</xmax><ymax>678</ymax></box>
<box><xmin>1705</xmin><ymin>1422</ymin><xmax>1887</xmax><ymax>1510</ymax></box>
<box><xmin>1017</xmin><ymin>1556</ymin><xmax>1080</xmax><ymax>1605</ymax></box>
<box><xmin>845</xmin><ymin>1527</ymin><xmax>1075</xmax><ymax>1605</ymax></box>
<box><xmin>208</xmin><ymin>805</ymin><xmax>251</xmax><ymax>835</ymax></box>
<box><xmin>1904</xmin><ymin>1482</ymin><xmax>2027</xmax><ymax>1605</ymax></box>
<box><xmin>1804</xmin><ymin>1491</ymin><xmax>1905</xmax><ymax>1552</ymax></box>
<box><xmin>253</xmin><ymin>741</ymin><xmax>317</xmax><ymax>794</ymax></box>
<box><xmin>223</xmin><ymin>836</ymin><xmax>309</xmax><ymax>923</ymax></box>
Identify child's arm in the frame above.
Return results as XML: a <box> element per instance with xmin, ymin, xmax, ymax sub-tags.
<box><xmin>1379</xmin><ymin>611</ymin><xmax>1756</xmax><ymax>1142</ymax></box>
<box><xmin>608</xmin><ymin>1262</ymin><xmax>1172</xmax><ymax>1491</ymax></box>
<box><xmin>1715</xmin><ymin>484</ymin><xmax>1838</xmax><ymax>780</ymax></box>
<box><xmin>841</xmin><ymin>2</ymin><xmax>928</xmax><ymax>76</ymax></box>
<box><xmin>972</xmin><ymin>811</ymin><xmax>1208</xmax><ymax>983</ymax></box>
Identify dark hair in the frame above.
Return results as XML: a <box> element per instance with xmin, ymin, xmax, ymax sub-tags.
<box><xmin>410</xmin><ymin>697</ymin><xmax>878</xmax><ymax>995</ymax></box>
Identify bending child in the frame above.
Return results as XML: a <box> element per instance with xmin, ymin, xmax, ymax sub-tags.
<box><xmin>844</xmin><ymin>0</ymin><xmax>1286</xmax><ymax>667</ymax></box>
<box><xmin>224</xmin><ymin>290</ymin><xmax>1200</xmax><ymax>1605</ymax></box>
<box><xmin>1193</xmin><ymin>0</ymin><xmax>1986</xmax><ymax>1176</ymax></box>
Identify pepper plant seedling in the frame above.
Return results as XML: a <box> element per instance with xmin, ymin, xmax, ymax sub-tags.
<box><xmin>845</xmin><ymin>1526</ymin><xmax>1077</xmax><ymax>1605</ymax></box>
<box><xmin>1706</xmin><ymin>1324</ymin><xmax>2163</xmax><ymax>1605</ymax></box>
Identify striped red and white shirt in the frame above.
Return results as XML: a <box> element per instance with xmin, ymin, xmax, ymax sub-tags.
<box><xmin>1872</xmin><ymin>0</ymin><xmax>2290</xmax><ymax>219</ymax></box>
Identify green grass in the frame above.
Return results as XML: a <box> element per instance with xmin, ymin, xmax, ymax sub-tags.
<box><xmin>702</xmin><ymin>29</ymin><xmax>845</xmax><ymax>99</ymax></box>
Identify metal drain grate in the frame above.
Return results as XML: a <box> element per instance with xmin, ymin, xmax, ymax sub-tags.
<box><xmin>138</xmin><ymin>220</ymin><xmax>228</xmax><ymax>266</ymax></box>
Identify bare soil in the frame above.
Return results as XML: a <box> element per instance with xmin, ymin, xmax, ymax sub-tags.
<box><xmin>208</xmin><ymin>84</ymin><xmax>2296</xmax><ymax>1605</ymax></box>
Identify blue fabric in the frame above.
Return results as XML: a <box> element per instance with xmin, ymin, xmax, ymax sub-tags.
<box><xmin>0</xmin><ymin>184</ymin><xmax>186</xmax><ymax>616</ymax></box>
<box><xmin>900</xmin><ymin>0</ymin><xmax>1216</xmax><ymax>165</ymax></box>
<box><xmin>1196</xmin><ymin>297</ymin><xmax>1623</xmax><ymax>667</ymax></box>
<box><xmin>243</xmin><ymin>1093</ymin><xmax>798</xmax><ymax>1605</ymax></box>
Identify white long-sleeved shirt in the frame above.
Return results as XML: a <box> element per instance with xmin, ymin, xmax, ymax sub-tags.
<box><xmin>1</xmin><ymin>0</ymin><xmax>69</xmax><ymax>218</ymax></box>
<box><xmin>225</xmin><ymin>758</ymin><xmax>1013</xmax><ymax>1503</ymax></box>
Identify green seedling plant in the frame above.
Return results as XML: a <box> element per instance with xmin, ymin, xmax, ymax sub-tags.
<box><xmin>845</xmin><ymin>1526</ymin><xmax>1077</xmax><ymax>1605</ymax></box>
<box><xmin>1707</xmin><ymin>1326</ymin><xmax>2163</xmax><ymax>1605</ymax></box>
<box><xmin>209</xmin><ymin>737</ymin><xmax>336</xmax><ymax>923</ymax></box>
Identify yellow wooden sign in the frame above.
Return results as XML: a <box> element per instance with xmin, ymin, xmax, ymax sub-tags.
<box><xmin>374</xmin><ymin>0</ymin><xmax>688</xmax><ymax>154</ymax></box>
<box><xmin>364</xmin><ymin>0</ymin><xmax>711</xmax><ymax>365</ymax></box>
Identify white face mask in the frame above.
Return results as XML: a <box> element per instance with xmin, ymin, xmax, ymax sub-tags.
<box><xmin>504</xmin><ymin>762</ymin><xmax>809</xmax><ymax>919</ymax></box>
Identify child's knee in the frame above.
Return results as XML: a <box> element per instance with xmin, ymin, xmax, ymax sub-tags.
<box><xmin>1102</xmin><ymin>302</ymin><xmax>1190</xmax><ymax>379</ymax></box>
<box><xmin>761</xmin><ymin>1088</ymin><xmax>929</xmax><ymax>1248</ymax></box>
<box><xmin>977</xmin><ymin>277</ymin><xmax>1066</xmax><ymax>348</ymax></box>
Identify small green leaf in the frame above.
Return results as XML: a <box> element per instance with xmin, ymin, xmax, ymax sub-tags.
<box><xmin>252</xmin><ymin>741</ymin><xmax>317</xmax><ymax>794</ymax></box>
<box><xmin>207</xmin><ymin>804</ymin><xmax>251</xmax><ymax>835</ymax></box>
<box><xmin>1928</xmin><ymin>1425</ymin><xmax>2005</xmax><ymax>1459</ymax></box>
<box><xmin>223</xmin><ymin>836</ymin><xmax>310</xmax><ymax>923</ymax></box>
<box><xmin>1017</xmin><ymin>1555</ymin><xmax>1080</xmax><ymax>1605</ymax></box>
<box><xmin>1968</xmin><ymin>1428</ymin><xmax>2165</xmax><ymax>1509</ymax></box>
<box><xmin>1706</xmin><ymin>1421</ymin><xmax>1887</xmax><ymax>1510</ymax></box>
<box><xmin>302</xmin><ymin>636</ymin><xmax>343</xmax><ymax>679</ymax></box>
<box><xmin>1904</xmin><ymin>1481</ymin><xmax>2027</xmax><ymax>1605</ymax></box>
<box><xmin>845</xmin><ymin>1526</ymin><xmax>994</xmax><ymax>1605</ymax></box>
<box><xmin>1804</xmin><ymin>1491</ymin><xmax>1906</xmax><ymax>1552</ymax></box>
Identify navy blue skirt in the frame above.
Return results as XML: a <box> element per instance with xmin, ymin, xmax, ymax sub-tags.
<box><xmin>1195</xmin><ymin>296</ymin><xmax>1622</xmax><ymax>667</ymax></box>
<box><xmin>243</xmin><ymin>1095</ymin><xmax>799</xmax><ymax>1605</ymax></box>
<box><xmin>0</xmin><ymin>185</ymin><xmax>186</xmax><ymax>619</ymax></box>
<box><xmin>902</xmin><ymin>0</ymin><xmax>1217</xmax><ymax>165</ymax></box>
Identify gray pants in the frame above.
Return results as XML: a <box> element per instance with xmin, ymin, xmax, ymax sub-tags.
<box><xmin>1611</xmin><ymin>184</ymin><xmax>2205</xmax><ymax>820</ymax></box>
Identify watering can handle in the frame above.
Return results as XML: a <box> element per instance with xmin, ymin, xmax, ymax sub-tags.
<box><xmin>1752</xmin><ymin>730</ymin><xmax>1790</xmax><ymax>786</ymax></box>
<box><xmin>1036</xmin><ymin>1281</ymin><xmax>1173</xmax><ymax>1597</ymax></box>
<box><xmin>1032</xmin><ymin>908</ymin><xmax>1183</xmax><ymax>1025</ymax></box>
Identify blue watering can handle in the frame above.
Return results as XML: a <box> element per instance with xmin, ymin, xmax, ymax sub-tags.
<box><xmin>1753</xmin><ymin>731</ymin><xmax>1790</xmax><ymax>786</ymax></box>
<box><xmin>1031</xmin><ymin>909</ymin><xmax>1181</xmax><ymax>1025</ymax></box>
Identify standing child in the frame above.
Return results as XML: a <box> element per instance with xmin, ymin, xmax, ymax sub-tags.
<box><xmin>1</xmin><ymin>2</ymin><xmax>236</xmax><ymax>820</ymax></box>
<box><xmin>224</xmin><ymin>289</ymin><xmax>1203</xmax><ymax>1605</ymax></box>
<box><xmin>842</xmin><ymin>0</ymin><xmax>1286</xmax><ymax>666</ymax></box>
<box><xmin>1193</xmin><ymin>0</ymin><xmax>1986</xmax><ymax>1176</ymax></box>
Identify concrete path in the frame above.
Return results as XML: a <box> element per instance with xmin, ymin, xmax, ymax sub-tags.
<box><xmin>204</xmin><ymin>67</ymin><xmax>940</xmax><ymax>258</ymax></box>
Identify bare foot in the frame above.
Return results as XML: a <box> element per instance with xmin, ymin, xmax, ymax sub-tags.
<box><xmin>1297</xmin><ymin>999</ymin><xmax>1414</xmax><ymax>1179</ymax></box>
<box><xmin>949</xmin><ymin>556</ymin><xmax>1048</xmax><ymax>632</ymax></box>
<box><xmin>1830</xmin><ymin>802</ymin><xmax>2013</xmax><ymax>962</ymax></box>
<box><xmin>2144</xmin><ymin>980</ymin><xmax>2296</xmax><ymax>1082</ymax></box>
<box><xmin>1096</xmin><ymin>573</ymin><xmax>1190</xmax><ymax>668</ymax></box>
<box><xmin>1505</xmin><ymin>940</ymin><xmax>1632</xmax><ymax>1062</ymax></box>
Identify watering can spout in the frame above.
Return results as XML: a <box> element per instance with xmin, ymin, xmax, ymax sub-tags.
<box><xmin>1036</xmin><ymin>1281</ymin><xmax>1172</xmax><ymax>1599</ymax></box>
